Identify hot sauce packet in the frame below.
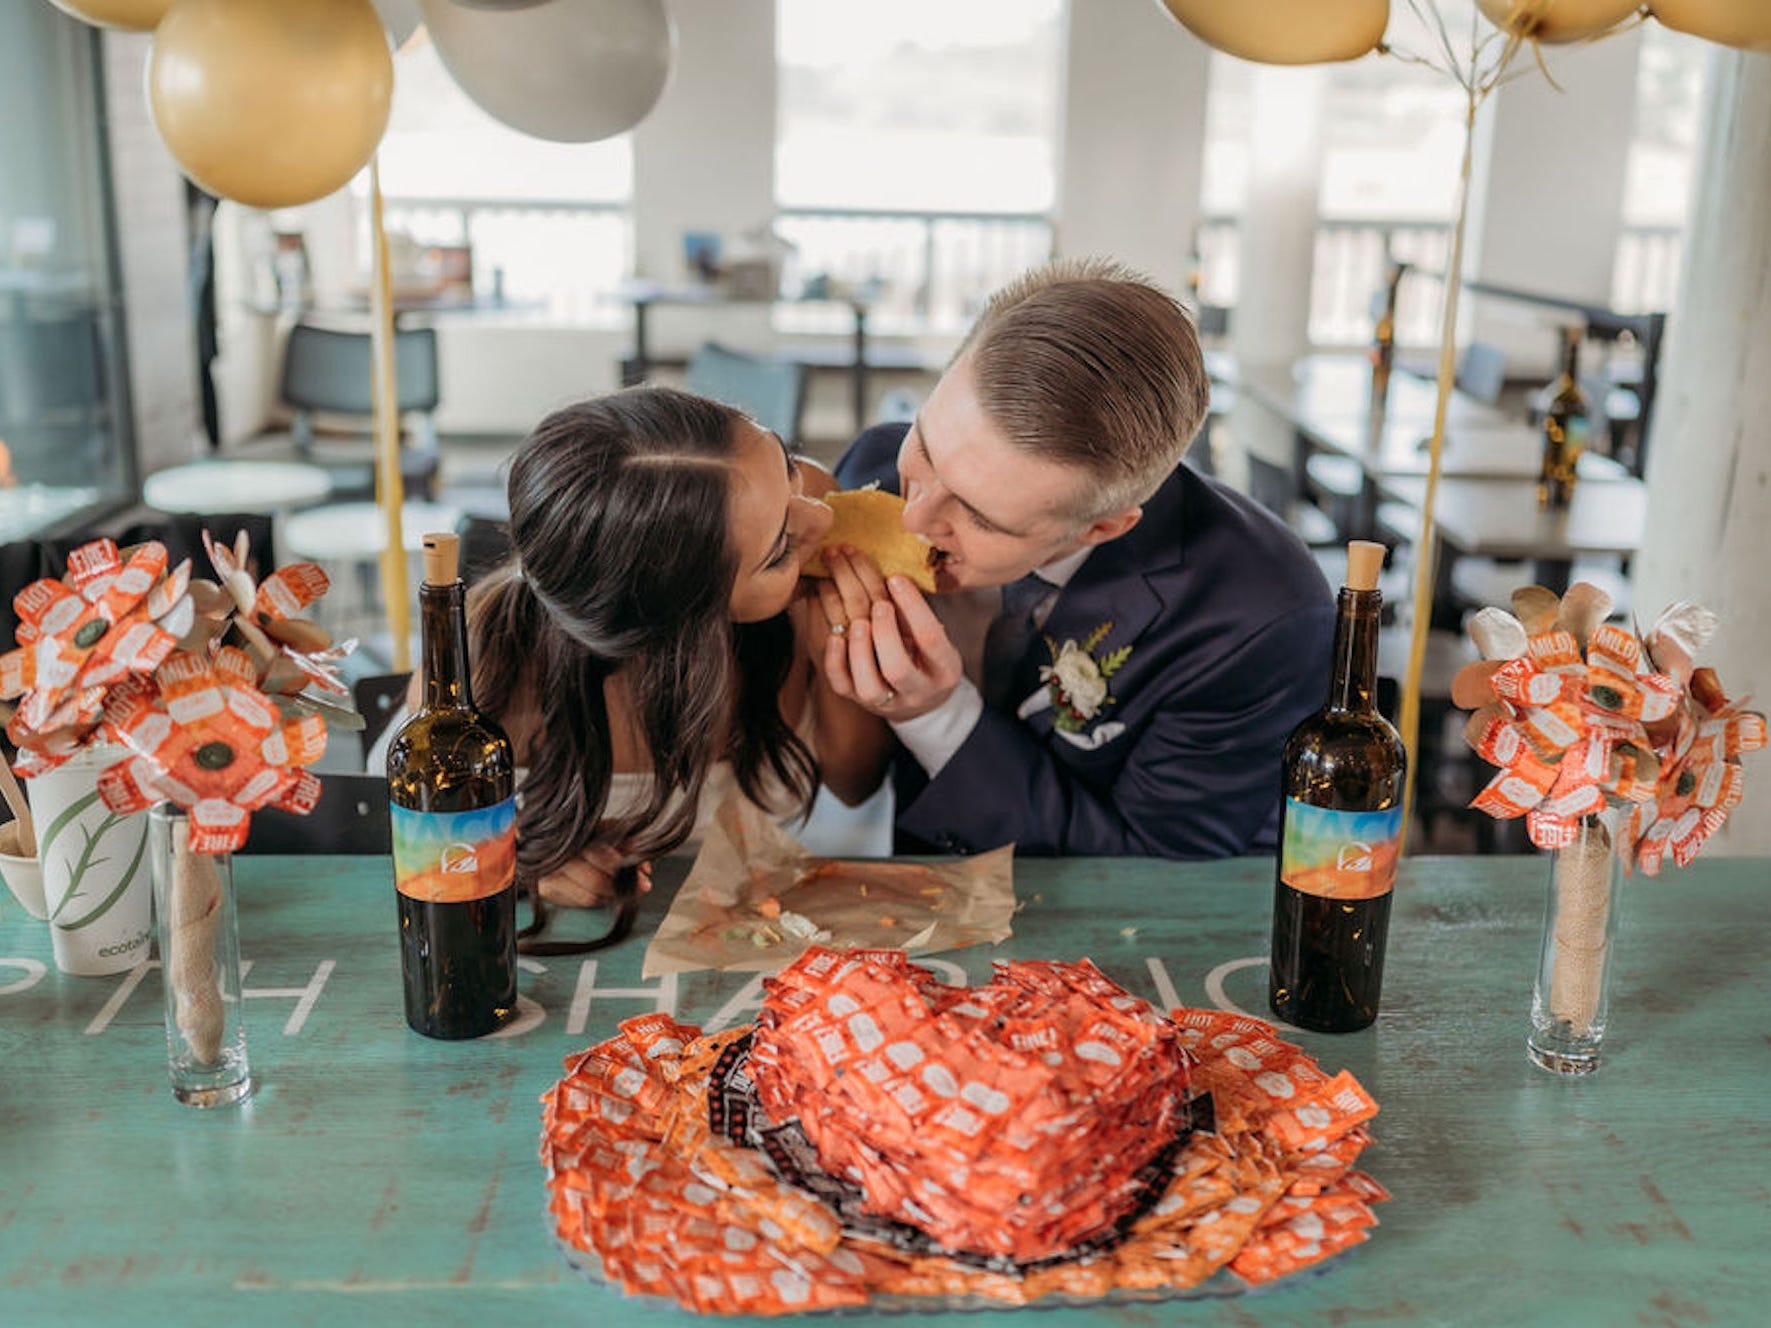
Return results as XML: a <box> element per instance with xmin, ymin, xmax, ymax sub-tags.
<box><xmin>540</xmin><ymin>960</ymin><xmax>1385</xmax><ymax>1313</ymax></box>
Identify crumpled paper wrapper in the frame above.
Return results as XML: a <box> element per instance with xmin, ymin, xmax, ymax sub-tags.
<box><xmin>642</xmin><ymin>795</ymin><xmax>1015</xmax><ymax>978</ymax></box>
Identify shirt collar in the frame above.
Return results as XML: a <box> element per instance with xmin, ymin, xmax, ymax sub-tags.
<box><xmin>1033</xmin><ymin>543</ymin><xmax>1093</xmax><ymax>591</ymax></box>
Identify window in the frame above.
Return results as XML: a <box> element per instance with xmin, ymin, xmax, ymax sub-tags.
<box><xmin>1200</xmin><ymin>4</ymin><xmax>1468</xmax><ymax>346</ymax></box>
<box><xmin>0</xmin><ymin>8</ymin><xmax>134</xmax><ymax>542</ymax></box>
<box><xmin>774</xmin><ymin>0</ymin><xmax>1063</xmax><ymax>330</ymax></box>
<box><xmin>1614</xmin><ymin>23</ymin><xmax>1707</xmax><ymax>313</ymax></box>
<box><xmin>355</xmin><ymin>35</ymin><xmax>635</xmax><ymax>322</ymax></box>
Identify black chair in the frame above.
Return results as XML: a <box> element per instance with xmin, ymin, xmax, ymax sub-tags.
<box><xmin>353</xmin><ymin>672</ymin><xmax>413</xmax><ymax>762</ymax></box>
<box><xmin>279</xmin><ymin>322</ymin><xmax>442</xmax><ymax>499</ymax></box>
<box><xmin>239</xmin><ymin>773</ymin><xmax>390</xmax><ymax>855</ymax></box>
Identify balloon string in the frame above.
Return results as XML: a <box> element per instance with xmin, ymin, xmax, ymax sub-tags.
<box><xmin>369</xmin><ymin>159</ymin><xmax>411</xmax><ymax>674</ymax></box>
<box><xmin>1396</xmin><ymin>22</ymin><xmax>1528</xmax><ymax>844</ymax></box>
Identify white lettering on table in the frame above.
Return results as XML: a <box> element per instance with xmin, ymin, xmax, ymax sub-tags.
<box><xmin>1145</xmin><ymin>957</ymin><xmax>1184</xmax><ymax>1014</ymax></box>
<box><xmin>566</xmin><ymin>962</ymin><xmax>679</xmax><ymax>1035</ymax></box>
<box><xmin>916</xmin><ymin>958</ymin><xmax>968</xmax><ymax>987</ymax></box>
<box><xmin>703</xmin><ymin>973</ymin><xmax>766</xmax><ymax>1033</ymax></box>
<box><xmin>488</xmin><ymin>959</ymin><xmax>550</xmax><ymax>1039</ymax></box>
<box><xmin>84</xmin><ymin>959</ymin><xmax>155</xmax><ymax>1035</ymax></box>
<box><xmin>240</xmin><ymin>958</ymin><xmax>336</xmax><ymax>1036</ymax></box>
<box><xmin>0</xmin><ymin>957</ymin><xmax>47</xmax><ymax>997</ymax></box>
<box><xmin>1203</xmin><ymin>955</ymin><xmax>1303</xmax><ymax>1035</ymax></box>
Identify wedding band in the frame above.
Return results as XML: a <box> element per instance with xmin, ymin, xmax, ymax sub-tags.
<box><xmin>830</xmin><ymin>622</ymin><xmax>847</xmax><ymax>637</ymax></box>
<box><xmin>880</xmin><ymin>690</ymin><xmax>896</xmax><ymax>706</ymax></box>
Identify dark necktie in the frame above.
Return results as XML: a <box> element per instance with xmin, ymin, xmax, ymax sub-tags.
<box><xmin>982</xmin><ymin>573</ymin><xmax>1052</xmax><ymax>709</ymax></box>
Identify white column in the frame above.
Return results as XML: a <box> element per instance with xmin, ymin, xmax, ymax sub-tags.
<box><xmin>1226</xmin><ymin>65</ymin><xmax>1327</xmax><ymax>488</ymax></box>
<box><xmin>1632</xmin><ymin>49</ymin><xmax>1771</xmax><ymax>856</ymax></box>
<box><xmin>1056</xmin><ymin>0</ymin><xmax>1210</xmax><ymax>294</ymax></box>
<box><xmin>627</xmin><ymin>0</ymin><xmax>777</xmax><ymax>362</ymax></box>
<box><xmin>1462</xmin><ymin>28</ymin><xmax>1642</xmax><ymax>368</ymax></box>
<box><xmin>631</xmin><ymin>0</ymin><xmax>776</xmax><ymax>286</ymax></box>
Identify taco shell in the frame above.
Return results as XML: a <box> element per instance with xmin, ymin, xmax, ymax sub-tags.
<box><xmin>804</xmin><ymin>488</ymin><xmax>939</xmax><ymax>593</ymax></box>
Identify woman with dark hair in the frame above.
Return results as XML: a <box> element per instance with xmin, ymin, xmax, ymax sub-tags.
<box><xmin>461</xmin><ymin>385</ymin><xmax>886</xmax><ymax>912</ymax></box>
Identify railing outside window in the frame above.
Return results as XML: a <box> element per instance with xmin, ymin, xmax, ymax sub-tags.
<box><xmin>378</xmin><ymin>197</ymin><xmax>632</xmax><ymax>325</ymax></box>
<box><xmin>373</xmin><ymin>198</ymin><xmax>1678</xmax><ymax>348</ymax></box>
<box><xmin>1197</xmin><ymin>213</ymin><xmax>1682</xmax><ymax>347</ymax></box>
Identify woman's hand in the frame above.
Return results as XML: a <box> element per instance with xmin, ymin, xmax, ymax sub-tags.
<box><xmin>818</xmin><ymin>547</ymin><xmax>963</xmax><ymax>721</ymax></box>
<box><xmin>537</xmin><ymin>843</ymin><xmax>653</xmax><ymax>909</ymax></box>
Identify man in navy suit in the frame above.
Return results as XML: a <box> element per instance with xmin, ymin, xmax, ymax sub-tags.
<box><xmin>815</xmin><ymin>259</ymin><xmax>1334</xmax><ymax>859</ymax></box>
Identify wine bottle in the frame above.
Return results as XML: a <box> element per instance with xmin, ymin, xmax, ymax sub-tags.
<box><xmin>1269</xmin><ymin>540</ymin><xmax>1406</xmax><ymax>1033</ymax></box>
<box><xmin>1369</xmin><ymin>260</ymin><xmax>1405</xmax><ymax>402</ymax></box>
<box><xmin>387</xmin><ymin>533</ymin><xmax>518</xmax><ymax>1039</ymax></box>
<box><xmin>1538</xmin><ymin>325</ymin><xmax>1590</xmax><ymax>510</ymax></box>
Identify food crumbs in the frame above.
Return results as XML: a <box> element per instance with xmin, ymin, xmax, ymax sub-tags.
<box><xmin>758</xmin><ymin>897</ymin><xmax>783</xmax><ymax>919</ymax></box>
<box><xmin>876</xmin><ymin>915</ymin><xmax>897</xmax><ymax>928</ymax></box>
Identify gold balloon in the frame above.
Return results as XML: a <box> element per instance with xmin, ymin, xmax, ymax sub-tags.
<box><xmin>1156</xmin><ymin>1</ymin><xmax>1390</xmax><ymax>65</ymax></box>
<box><xmin>47</xmin><ymin>0</ymin><xmax>174</xmax><ymax>30</ymax></box>
<box><xmin>1476</xmin><ymin>1</ymin><xmax>1641</xmax><ymax>43</ymax></box>
<box><xmin>1651</xmin><ymin>1</ymin><xmax>1771</xmax><ymax>51</ymax></box>
<box><xmin>148</xmin><ymin>0</ymin><xmax>393</xmax><ymax>210</ymax></box>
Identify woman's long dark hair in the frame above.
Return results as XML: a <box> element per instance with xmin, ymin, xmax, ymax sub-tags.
<box><xmin>467</xmin><ymin>387</ymin><xmax>817</xmax><ymax>892</ymax></box>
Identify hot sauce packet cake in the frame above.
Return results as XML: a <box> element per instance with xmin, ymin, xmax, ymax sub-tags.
<box><xmin>539</xmin><ymin>960</ymin><xmax>1385</xmax><ymax>1313</ymax></box>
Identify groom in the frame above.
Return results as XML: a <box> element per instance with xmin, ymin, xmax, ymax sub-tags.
<box><xmin>820</xmin><ymin>258</ymin><xmax>1334</xmax><ymax>859</ymax></box>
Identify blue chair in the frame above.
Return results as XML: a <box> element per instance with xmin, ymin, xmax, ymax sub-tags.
<box><xmin>279</xmin><ymin>322</ymin><xmax>442</xmax><ymax>498</ymax></box>
<box><xmin>684</xmin><ymin>341</ymin><xmax>808</xmax><ymax>445</ymax></box>
<box><xmin>1454</xmin><ymin>341</ymin><xmax>1507</xmax><ymax>407</ymax></box>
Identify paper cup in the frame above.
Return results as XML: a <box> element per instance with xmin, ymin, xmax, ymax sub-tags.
<box><xmin>28</xmin><ymin>747</ymin><xmax>154</xmax><ymax>976</ymax></box>
<box><xmin>0</xmin><ymin>820</ymin><xmax>47</xmax><ymax>920</ymax></box>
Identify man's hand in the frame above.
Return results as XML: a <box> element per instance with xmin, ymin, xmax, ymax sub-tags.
<box><xmin>816</xmin><ymin>547</ymin><xmax>963</xmax><ymax>720</ymax></box>
<box><xmin>537</xmin><ymin>842</ymin><xmax>653</xmax><ymax>909</ymax></box>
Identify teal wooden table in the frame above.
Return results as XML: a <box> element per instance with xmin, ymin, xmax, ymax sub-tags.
<box><xmin>3</xmin><ymin>854</ymin><xmax>1766</xmax><ymax>1326</ymax></box>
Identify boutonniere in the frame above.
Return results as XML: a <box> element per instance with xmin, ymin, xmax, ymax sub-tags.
<box><xmin>1039</xmin><ymin>623</ymin><xmax>1131</xmax><ymax>732</ymax></box>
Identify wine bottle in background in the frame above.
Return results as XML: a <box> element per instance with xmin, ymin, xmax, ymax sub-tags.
<box><xmin>1369</xmin><ymin>260</ymin><xmax>1405</xmax><ymax>402</ymax></box>
<box><xmin>1538</xmin><ymin>325</ymin><xmax>1590</xmax><ymax>509</ymax></box>
<box><xmin>387</xmin><ymin>533</ymin><xmax>518</xmax><ymax>1040</ymax></box>
<box><xmin>1270</xmin><ymin>540</ymin><xmax>1407</xmax><ymax>1034</ymax></box>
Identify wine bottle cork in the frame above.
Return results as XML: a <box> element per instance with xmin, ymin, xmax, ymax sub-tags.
<box><xmin>1345</xmin><ymin>540</ymin><xmax>1385</xmax><ymax>592</ymax></box>
<box><xmin>421</xmin><ymin>532</ymin><xmax>461</xmax><ymax>587</ymax></box>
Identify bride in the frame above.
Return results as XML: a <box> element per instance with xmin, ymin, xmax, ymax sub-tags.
<box><xmin>423</xmin><ymin>385</ymin><xmax>889</xmax><ymax>915</ymax></box>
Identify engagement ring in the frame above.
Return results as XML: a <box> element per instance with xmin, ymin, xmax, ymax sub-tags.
<box><xmin>830</xmin><ymin>622</ymin><xmax>847</xmax><ymax>637</ymax></box>
<box><xmin>880</xmin><ymin>690</ymin><xmax>896</xmax><ymax>706</ymax></box>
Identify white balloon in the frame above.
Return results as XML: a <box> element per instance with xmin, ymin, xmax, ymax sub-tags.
<box><xmin>418</xmin><ymin>0</ymin><xmax>674</xmax><ymax>143</ymax></box>
<box><xmin>372</xmin><ymin>0</ymin><xmax>422</xmax><ymax>45</ymax></box>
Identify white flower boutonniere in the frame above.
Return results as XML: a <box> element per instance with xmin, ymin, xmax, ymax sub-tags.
<box><xmin>1038</xmin><ymin>622</ymin><xmax>1131</xmax><ymax>733</ymax></box>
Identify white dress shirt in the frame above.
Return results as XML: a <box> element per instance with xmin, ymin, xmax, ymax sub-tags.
<box><xmin>892</xmin><ymin>544</ymin><xmax>1094</xmax><ymax>777</ymax></box>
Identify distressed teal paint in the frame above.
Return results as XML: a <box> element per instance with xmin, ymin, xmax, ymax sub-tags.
<box><xmin>1</xmin><ymin>853</ymin><xmax>1765</xmax><ymax>1326</ymax></box>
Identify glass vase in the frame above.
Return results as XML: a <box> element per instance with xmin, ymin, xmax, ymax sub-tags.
<box><xmin>1527</xmin><ymin>814</ymin><xmax>1625</xmax><ymax>1076</ymax></box>
<box><xmin>150</xmin><ymin>805</ymin><xmax>253</xmax><ymax>1107</ymax></box>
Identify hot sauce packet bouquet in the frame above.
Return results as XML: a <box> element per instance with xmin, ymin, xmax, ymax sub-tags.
<box><xmin>1</xmin><ymin>533</ymin><xmax>354</xmax><ymax>849</ymax></box>
<box><xmin>540</xmin><ymin>948</ymin><xmax>1386</xmax><ymax>1314</ymax></box>
<box><xmin>1457</xmin><ymin>582</ymin><xmax>1766</xmax><ymax>872</ymax></box>
<box><xmin>642</xmin><ymin>795</ymin><xmax>1015</xmax><ymax>979</ymax></box>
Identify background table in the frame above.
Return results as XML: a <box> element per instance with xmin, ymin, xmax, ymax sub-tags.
<box><xmin>3</xmin><ymin>853</ymin><xmax>1765</xmax><ymax>1325</ymax></box>
<box><xmin>1377</xmin><ymin>473</ymin><xmax>1646</xmax><ymax>593</ymax></box>
<box><xmin>617</xmin><ymin>281</ymin><xmax>893</xmax><ymax>434</ymax></box>
<box><xmin>142</xmin><ymin>459</ymin><xmax>333</xmax><ymax>516</ymax></box>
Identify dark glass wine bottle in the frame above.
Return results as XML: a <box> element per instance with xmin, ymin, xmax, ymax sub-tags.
<box><xmin>1369</xmin><ymin>260</ymin><xmax>1405</xmax><ymax>402</ymax></box>
<box><xmin>1270</xmin><ymin>540</ymin><xmax>1406</xmax><ymax>1033</ymax></box>
<box><xmin>1538</xmin><ymin>325</ymin><xmax>1590</xmax><ymax>509</ymax></box>
<box><xmin>387</xmin><ymin>533</ymin><xmax>518</xmax><ymax>1039</ymax></box>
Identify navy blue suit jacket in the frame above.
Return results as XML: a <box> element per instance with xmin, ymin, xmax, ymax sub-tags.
<box><xmin>835</xmin><ymin>423</ymin><xmax>1335</xmax><ymax>859</ymax></box>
